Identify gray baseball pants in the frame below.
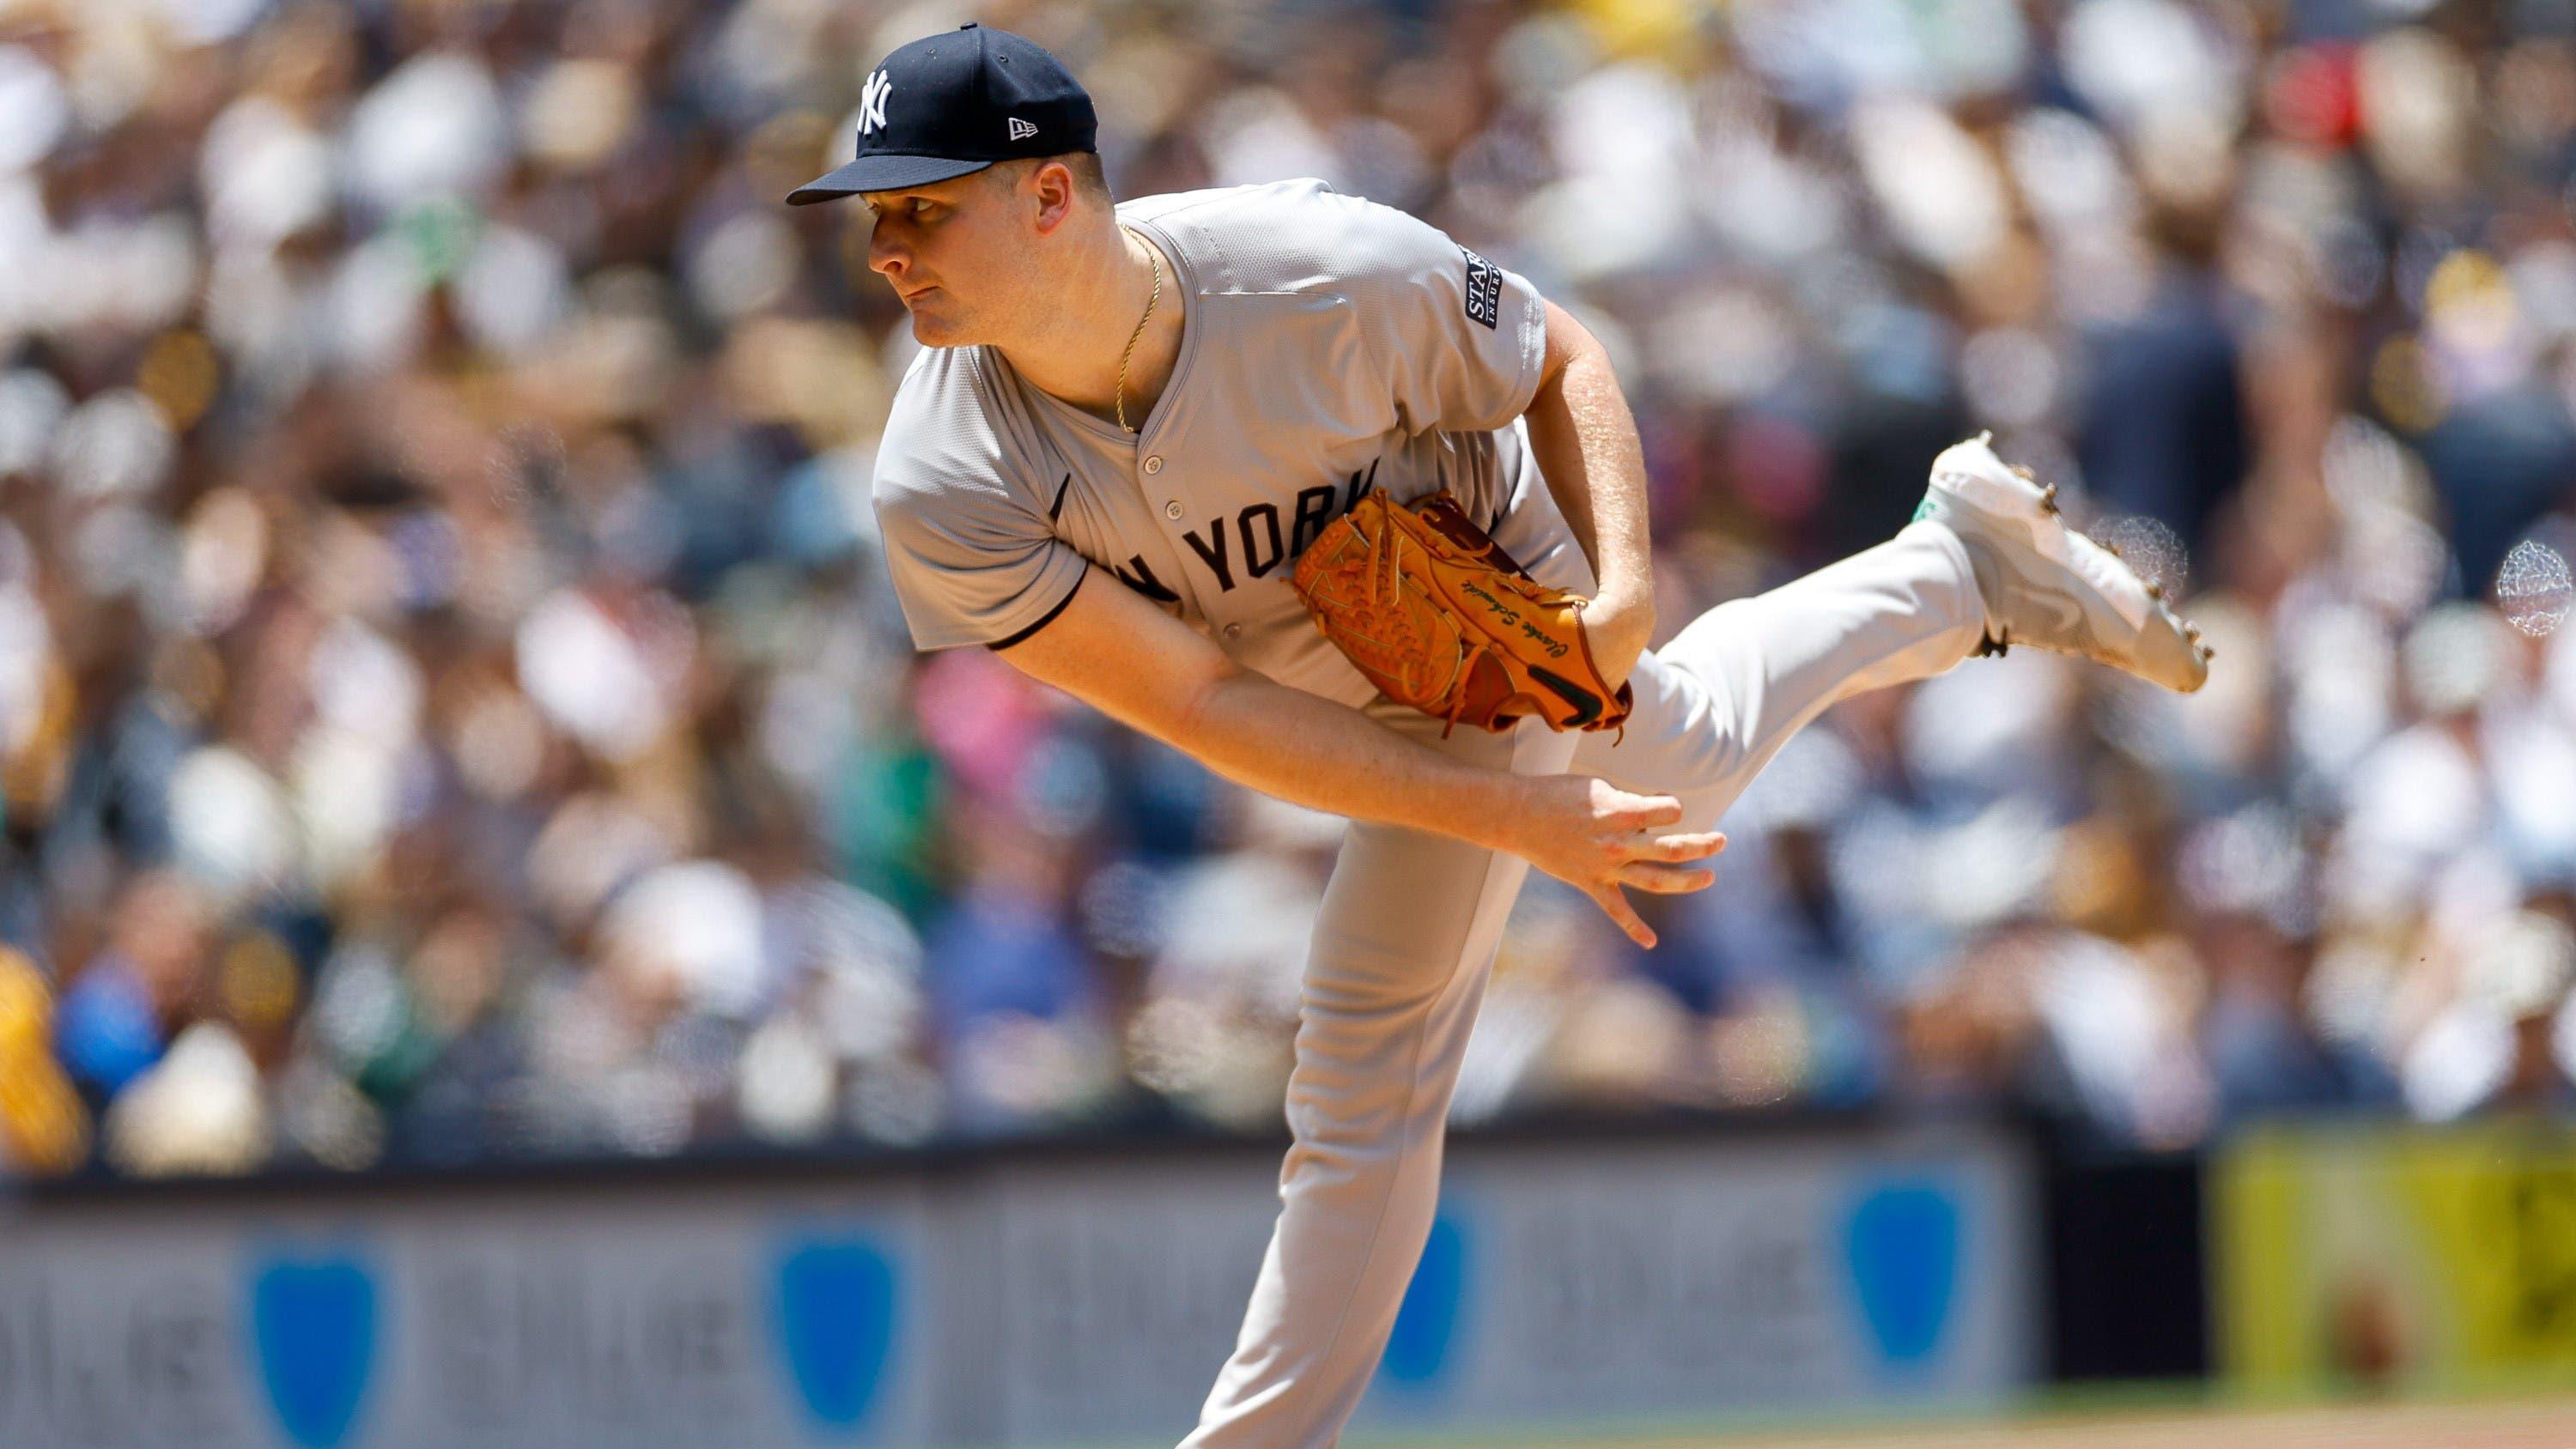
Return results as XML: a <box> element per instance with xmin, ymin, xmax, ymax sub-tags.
<box><xmin>1182</xmin><ymin>518</ymin><xmax>1987</xmax><ymax>1446</ymax></box>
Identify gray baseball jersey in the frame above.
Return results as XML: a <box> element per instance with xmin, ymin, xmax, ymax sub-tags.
<box><xmin>870</xmin><ymin>178</ymin><xmax>1587</xmax><ymax>706</ymax></box>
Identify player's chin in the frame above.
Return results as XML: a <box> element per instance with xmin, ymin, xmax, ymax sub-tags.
<box><xmin>906</xmin><ymin>306</ymin><xmax>969</xmax><ymax>347</ymax></box>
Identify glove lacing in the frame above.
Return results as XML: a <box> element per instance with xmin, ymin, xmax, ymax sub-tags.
<box><xmin>1368</xmin><ymin>510</ymin><xmax>1485</xmax><ymax>737</ymax></box>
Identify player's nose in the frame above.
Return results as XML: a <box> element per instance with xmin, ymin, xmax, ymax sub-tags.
<box><xmin>867</xmin><ymin>232</ymin><xmax>909</xmax><ymax>280</ymax></box>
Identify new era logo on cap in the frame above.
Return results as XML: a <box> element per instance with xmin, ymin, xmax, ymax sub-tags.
<box><xmin>786</xmin><ymin>23</ymin><xmax>1099</xmax><ymax>206</ymax></box>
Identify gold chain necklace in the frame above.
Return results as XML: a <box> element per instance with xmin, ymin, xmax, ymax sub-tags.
<box><xmin>1115</xmin><ymin>228</ymin><xmax>1162</xmax><ymax>435</ymax></box>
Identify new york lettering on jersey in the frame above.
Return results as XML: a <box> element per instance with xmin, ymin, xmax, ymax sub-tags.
<box><xmin>1045</xmin><ymin>470</ymin><xmax>1183</xmax><ymax>604</ymax></box>
<box><xmin>1175</xmin><ymin>461</ymin><xmax>1380</xmax><ymax>594</ymax></box>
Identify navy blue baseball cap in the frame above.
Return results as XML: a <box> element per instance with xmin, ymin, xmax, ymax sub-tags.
<box><xmin>787</xmin><ymin>23</ymin><xmax>1098</xmax><ymax>206</ymax></box>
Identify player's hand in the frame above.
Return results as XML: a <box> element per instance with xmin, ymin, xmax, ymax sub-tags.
<box><xmin>1496</xmin><ymin>775</ymin><xmax>1724</xmax><ymax>949</ymax></box>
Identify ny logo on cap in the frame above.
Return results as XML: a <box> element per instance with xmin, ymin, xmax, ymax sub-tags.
<box><xmin>1007</xmin><ymin>117</ymin><xmax>1038</xmax><ymax>142</ymax></box>
<box><xmin>859</xmin><ymin>70</ymin><xmax>892</xmax><ymax>136</ymax></box>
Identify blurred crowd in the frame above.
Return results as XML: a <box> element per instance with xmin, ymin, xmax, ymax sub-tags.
<box><xmin>0</xmin><ymin>0</ymin><xmax>2573</xmax><ymax>1179</ymax></box>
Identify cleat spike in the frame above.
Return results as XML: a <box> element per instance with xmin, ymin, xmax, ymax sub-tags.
<box><xmin>2038</xmin><ymin>483</ymin><xmax>2059</xmax><ymax>514</ymax></box>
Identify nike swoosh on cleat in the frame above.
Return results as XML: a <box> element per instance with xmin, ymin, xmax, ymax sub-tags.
<box><xmin>2029</xmin><ymin>592</ymin><xmax>2084</xmax><ymax>634</ymax></box>
<box><xmin>2003</xmin><ymin>591</ymin><xmax>2093</xmax><ymax>644</ymax></box>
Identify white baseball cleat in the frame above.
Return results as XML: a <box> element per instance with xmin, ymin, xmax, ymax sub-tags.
<box><xmin>1911</xmin><ymin>433</ymin><xmax>2212</xmax><ymax>694</ymax></box>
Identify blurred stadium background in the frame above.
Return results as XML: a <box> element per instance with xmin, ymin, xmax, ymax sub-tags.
<box><xmin>1</xmin><ymin>0</ymin><xmax>2575</xmax><ymax>1443</ymax></box>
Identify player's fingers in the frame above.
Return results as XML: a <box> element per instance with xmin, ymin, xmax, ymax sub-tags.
<box><xmin>1598</xmin><ymin>786</ymin><xmax>1684</xmax><ymax>831</ymax></box>
<box><xmin>1632</xmin><ymin>831</ymin><xmax>1726</xmax><ymax>864</ymax></box>
<box><xmin>1617</xmin><ymin>863</ymin><xmax>1716</xmax><ymax>894</ymax></box>
<box><xmin>1587</xmin><ymin>883</ymin><xmax>1656</xmax><ymax>949</ymax></box>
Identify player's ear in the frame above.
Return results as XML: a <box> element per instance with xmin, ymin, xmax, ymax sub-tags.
<box><xmin>1028</xmin><ymin>159</ymin><xmax>1079</xmax><ymax>235</ymax></box>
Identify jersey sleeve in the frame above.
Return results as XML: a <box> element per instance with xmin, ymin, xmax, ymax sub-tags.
<box><xmin>1338</xmin><ymin>197</ymin><xmax>1550</xmax><ymax>436</ymax></box>
<box><xmin>872</xmin><ymin>437</ymin><xmax>1089</xmax><ymax>653</ymax></box>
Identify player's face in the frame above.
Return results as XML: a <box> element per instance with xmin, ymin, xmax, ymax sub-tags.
<box><xmin>861</xmin><ymin>172</ymin><xmax>1024</xmax><ymax>346</ymax></box>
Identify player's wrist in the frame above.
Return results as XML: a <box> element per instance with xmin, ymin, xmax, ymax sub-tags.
<box><xmin>1456</xmin><ymin>771</ymin><xmax>1539</xmax><ymax>856</ymax></box>
<box><xmin>1583</xmin><ymin>585</ymin><xmax>1654</xmax><ymax>678</ymax></box>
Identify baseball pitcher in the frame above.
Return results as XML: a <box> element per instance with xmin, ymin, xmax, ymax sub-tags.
<box><xmin>789</xmin><ymin>25</ymin><xmax>2209</xmax><ymax>1446</ymax></box>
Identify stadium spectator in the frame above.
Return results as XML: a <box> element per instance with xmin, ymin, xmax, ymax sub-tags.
<box><xmin>0</xmin><ymin>0</ymin><xmax>2570</xmax><ymax>1176</ymax></box>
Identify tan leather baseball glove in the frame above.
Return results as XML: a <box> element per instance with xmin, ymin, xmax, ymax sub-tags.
<box><xmin>1289</xmin><ymin>488</ymin><xmax>1634</xmax><ymax>738</ymax></box>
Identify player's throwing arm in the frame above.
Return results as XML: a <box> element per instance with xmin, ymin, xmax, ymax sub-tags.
<box><xmin>997</xmin><ymin>560</ymin><xmax>1725</xmax><ymax>949</ymax></box>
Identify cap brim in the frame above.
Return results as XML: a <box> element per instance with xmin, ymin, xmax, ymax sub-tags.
<box><xmin>784</xmin><ymin>153</ymin><xmax>995</xmax><ymax>206</ymax></box>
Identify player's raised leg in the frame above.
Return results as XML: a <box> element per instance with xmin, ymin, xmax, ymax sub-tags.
<box><xmin>1578</xmin><ymin>433</ymin><xmax>2210</xmax><ymax>824</ymax></box>
<box><xmin>1185</xmin><ymin>708</ymin><xmax>1581</xmax><ymax>1448</ymax></box>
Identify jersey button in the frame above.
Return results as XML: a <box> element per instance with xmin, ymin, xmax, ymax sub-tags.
<box><xmin>1223</xmin><ymin>623</ymin><xmax>1242</xmax><ymax>640</ymax></box>
<box><xmin>1163</xmin><ymin>500</ymin><xmax>1183</xmax><ymax>520</ymax></box>
<box><xmin>1143</xmin><ymin>455</ymin><xmax>1163</xmax><ymax>475</ymax></box>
